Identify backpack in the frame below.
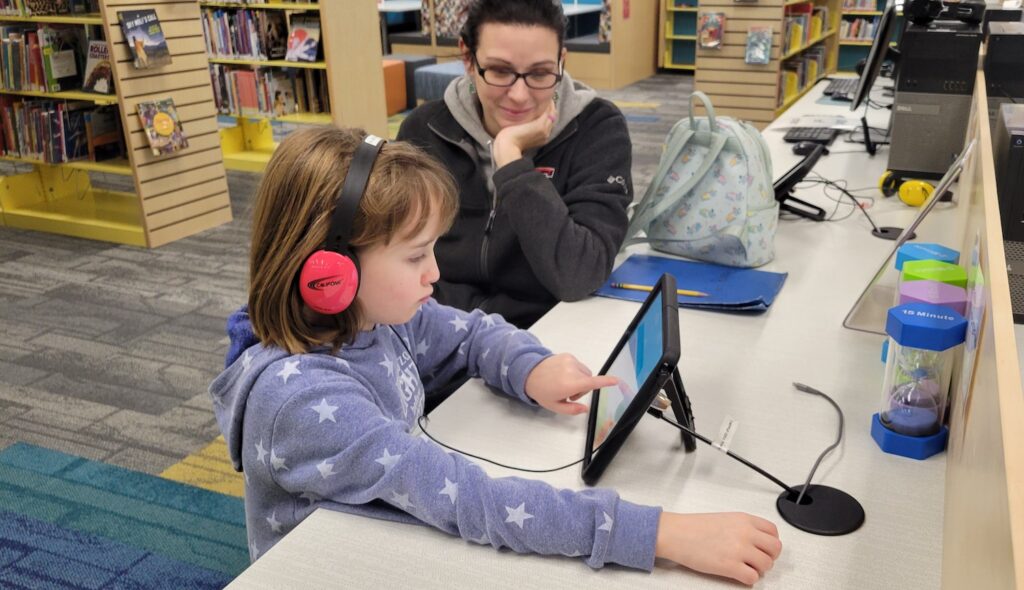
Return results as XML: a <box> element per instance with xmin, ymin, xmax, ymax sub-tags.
<box><xmin>624</xmin><ymin>92</ymin><xmax>778</xmax><ymax>268</ymax></box>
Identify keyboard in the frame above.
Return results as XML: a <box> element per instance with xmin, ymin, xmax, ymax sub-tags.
<box><xmin>824</xmin><ymin>78</ymin><xmax>858</xmax><ymax>96</ymax></box>
<box><xmin>783</xmin><ymin>127</ymin><xmax>840</xmax><ymax>145</ymax></box>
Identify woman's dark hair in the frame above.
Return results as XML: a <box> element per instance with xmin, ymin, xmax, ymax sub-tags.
<box><xmin>460</xmin><ymin>0</ymin><xmax>566</xmax><ymax>54</ymax></box>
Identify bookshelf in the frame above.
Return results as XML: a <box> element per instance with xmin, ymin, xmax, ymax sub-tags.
<box><xmin>838</xmin><ymin>0</ymin><xmax>902</xmax><ymax>71</ymax></box>
<box><xmin>0</xmin><ymin>1</ymin><xmax>232</xmax><ymax>248</ymax></box>
<box><xmin>693</xmin><ymin>0</ymin><xmax>841</xmax><ymax>129</ymax></box>
<box><xmin>659</xmin><ymin>0</ymin><xmax>698</xmax><ymax>72</ymax></box>
<box><xmin>197</xmin><ymin>0</ymin><xmax>386</xmax><ymax>172</ymax></box>
<box><xmin>389</xmin><ymin>0</ymin><xmax>657</xmax><ymax>91</ymax></box>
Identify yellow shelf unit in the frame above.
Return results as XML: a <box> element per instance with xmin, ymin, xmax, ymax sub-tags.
<box><xmin>0</xmin><ymin>88</ymin><xmax>118</xmax><ymax>104</ymax></box>
<box><xmin>0</xmin><ymin>0</ymin><xmax>233</xmax><ymax>247</ymax></box>
<box><xmin>198</xmin><ymin>0</ymin><xmax>386</xmax><ymax>171</ymax></box>
<box><xmin>0</xmin><ymin>14</ymin><xmax>103</xmax><ymax>25</ymax></box>
<box><xmin>838</xmin><ymin>0</ymin><xmax>895</xmax><ymax>70</ymax></box>
<box><xmin>659</xmin><ymin>0</ymin><xmax>699</xmax><ymax>71</ymax></box>
<box><xmin>694</xmin><ymin>0</ymin><xmax>841</xmax><ymax>129</ymax></box>
<box><xmin>391</xmin><ymin>0</ymin><xmax>657</xmax><ymax>90</ymax></box>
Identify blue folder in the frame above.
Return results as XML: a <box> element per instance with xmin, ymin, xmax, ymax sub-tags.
<box><xmin>595</xmin><ymin>254</ymin><xmax>788</xmax><ymax>312</ymax></box>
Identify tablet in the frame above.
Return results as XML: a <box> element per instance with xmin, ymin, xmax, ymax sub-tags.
<box><xmin>582</xmin><ymin>272</ymin><xmax>681</xmax><ymax>486</ymax></box>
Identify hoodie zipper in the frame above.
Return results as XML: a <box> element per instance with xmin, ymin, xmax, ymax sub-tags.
<box><xmin>480</xmin><ymin>139</ymin><xmax>497</xmax><ymax>283</ymax></box>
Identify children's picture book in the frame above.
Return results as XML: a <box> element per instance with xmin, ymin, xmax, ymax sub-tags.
<box><xmin>285</xmin><ymin>14</ymin><xmax>321</xmax><ymax>62</ymax></box>
<box><xmin>260</xmin><ymin>11</ymin><xmax>289</xmax><ymax>60</ymax></box>
<box><xmin>118</xmin><ymin>9</ymin><xmax>172</xmax><ymax>69</ymax></box>
<box><xmin>698</xmin><ymin>12</ymin><xmax>725</xmax><ymax>49</ymax></box>
<box><xmin>137</xmin><ymin>98</ymin><xmax>188</xmax><ymax>156</ymax></box>
<box><xmin>82</xmin><ymin>40</ymin><xmax>114</xmax><ymax>94</ymax></box>
<box><xmin>270</xmin><ymin>70</ymin><xmax>297</xmax><ymax>116</ymax></box>
<box><xmin>745</xmin><ymin>26</ymin><xmax>773</xmax><ymax>65</ymax></box>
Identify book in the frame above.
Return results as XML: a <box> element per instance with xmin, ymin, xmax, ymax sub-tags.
<box><xmin>745</xmin><ymin>26</ymin><xmax>773</xmax><ymax>65</ymax></box>
<box><xmin>81</xmin><ymin>40</ymin><xmax>113</xmax><ymax>94</ymax></box>
<box><xmin>37</xmin><ymin>25</ymin><xmax>80</xmax><ymax>92</ymax></box>
<box><xmin>22</xmin><ymin>0</ymin><xmax>70</xmax><ymax>16</ymax></box>
<box><xmin>698</xmin><ymin>12</ymin><xmax>725</xmax><ymax>49</ymax></box>
<box><xmin>270</xmin><ymin>70</ymin><xmax>296</xmax><ymax>116</ymax></box>
<box><xmin>595</xmin><ymin>254</ymin><xmax>788</xmax><ymax>312</ymax></box>
<box><xmin>85</xmin><ymin>105</ymin><xmax>123</xmax><ymax>161</ymax></box>
<box><xmin>136</xmin><ymin>98</ymin><xmax>188</xmax><ymax>156</ymax></box>
<box><xmin>260</xmin><ymin>11</ymin><xmax>288</xmax><ymax>60</ymax></box>
<box><xmin>118</xmin><ymin>9</ymin><xmax>172</xmax><ymax>69</ymax></box>
<box><xmin>285</xmin><ymin>14</ymin><xmax>320</xmax><ymax>62</ymax></box>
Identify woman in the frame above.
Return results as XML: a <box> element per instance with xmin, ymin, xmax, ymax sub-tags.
<box><xmin>397</xmin><ymin>0</ymin><xmax>633</xmax><ymax>330</ymax></box>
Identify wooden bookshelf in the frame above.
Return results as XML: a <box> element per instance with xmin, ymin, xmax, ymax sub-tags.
<box><xmin>693</xmin><ymin>0</ymin><xmax>841</xmax><ymax>129</ymax></box>
<box><xmin>198</xmin><ymin>1</ymin><xmax>386</xmax><ymax>172</ymax></box>
<box><xmin>390</xmin><ymin>0</ymin><xmax>657</xmax><ymax>90</ymax></box>
<box><xmin>0</xmin><ymin>0</ymin><xmax>232</xmax><ymax>248</ymax></box>
<box><xmin>659</xmin><ymin>0</ymin><xmax>698</xmax><ymax>72</ymax></box>
<box><xmin>838</xmin><ymin>0</ymin><xmax>902</xmax><ymax>71</ymax></box>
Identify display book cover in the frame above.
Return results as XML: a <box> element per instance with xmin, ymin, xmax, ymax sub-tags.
<box><xmin>595</xmin><ymin>254</ymin><xmax>788</xmax><ymax>311</ymax></box>
<box><xmin>136</xmin><ymin>98</ymin><xmax>188</xmax><ymax>156</ymax></box>
<box><xmin>118</xmin><ymin>9</ymin><xmax>172</xmax><ymax>69</ymax></box>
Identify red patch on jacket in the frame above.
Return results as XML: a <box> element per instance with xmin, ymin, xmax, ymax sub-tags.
<box><xmin>535</xmin><ymin>167</ymin><xmax>555</xmax><ymax>179</ymax></box>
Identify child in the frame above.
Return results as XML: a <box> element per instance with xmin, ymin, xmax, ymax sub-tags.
<box><xmin>211</xmin><ymin>126</ymin><xmax>782</xmax><ymax>586</ymax></box>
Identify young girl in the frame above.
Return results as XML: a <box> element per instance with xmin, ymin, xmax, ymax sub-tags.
<box><xmin>211</xmin><ymin>126</ymin><xmax>782</xmax><ymax>586</ymax></box>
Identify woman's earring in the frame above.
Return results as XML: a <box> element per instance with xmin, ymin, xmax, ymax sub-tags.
<box><xmin>469</xmin><ymin>81</ymin><xmax>476</xmax><ymax>94</ymax></box>
<box><xmin>554</xmin><ymin>90</ymin><xmax>559</xmax><ymax>104</ymax></box>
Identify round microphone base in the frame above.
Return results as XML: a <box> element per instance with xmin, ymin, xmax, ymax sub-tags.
<box><xmin>776</xmin><ymin>485</ymin><xmax>865</xmax><ymax>536</ymax></box>
<box><xmin>872</xmin><ymin>226</ymin><xmax>907</xmax><ymax>240</ymax></box>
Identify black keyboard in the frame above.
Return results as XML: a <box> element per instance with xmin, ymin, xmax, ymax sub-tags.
<box><xmin>783</xmin><ymin>127</ymin><xmax>840</xmax><ymax>144</ymax></box>
<box><xmin>824</xmin><ymin>78</ymin><xmax>858</xmax><ymax>96</ymax></box>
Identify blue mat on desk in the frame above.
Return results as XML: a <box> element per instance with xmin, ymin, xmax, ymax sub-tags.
<box><xmin>596</xmin><ymin>254</ymin><xmax>788</xmax><ymax>311</ymax></box>
<box><xmin>0</xmin><ymin>442</ymin><xmax>247</xmax><ymax>589</ymax></box>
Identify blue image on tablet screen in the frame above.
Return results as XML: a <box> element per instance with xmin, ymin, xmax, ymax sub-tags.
<box><xmin>593</xmin><ymin>292</ymin><xmax>663</xmax><ymax>451</ymax></box>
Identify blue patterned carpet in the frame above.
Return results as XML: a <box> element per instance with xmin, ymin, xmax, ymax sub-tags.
<box><xmin>0</xmin><ymin>443</ymin><xmax>248</xmax><ymax>589</ymax></box>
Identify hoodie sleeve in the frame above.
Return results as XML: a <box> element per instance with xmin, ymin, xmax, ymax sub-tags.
<box><xmin>398</xmin><ymin>299</ymin><xmax>550</xmax><ymax>404</ymax></box>
<box><xmin>492</xmin><ymin>102</ymin><xmax>633</xmax><ymax>302</ymax></box>
<box><xmin>266</xmin><ymin>368</ymin><xmax>662</xmax><ymax>571</ymax></box>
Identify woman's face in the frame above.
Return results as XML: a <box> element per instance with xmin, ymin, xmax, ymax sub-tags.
<box><xmin>462</xmin><ymin>23</ymin><xmax>564</xmax><ymax>137</ymax></box>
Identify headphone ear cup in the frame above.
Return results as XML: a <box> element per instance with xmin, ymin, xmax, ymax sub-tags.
<box><xmin>299</xmin><ymin>250</ymin><xmax>360</xmax><ymax>315</ymax></box>
<box><xmin>898</xmin><ymin>180</ymin><xmax>934</xmax><ymax>207</ymax></box>
<box><xmin>878</xmin><ymin>171</ymin><xmax>898</xmax><ymax>197</ymax></box>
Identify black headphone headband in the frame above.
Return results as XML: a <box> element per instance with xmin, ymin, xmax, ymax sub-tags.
<box><xmin>325</xmin><ymin>134</ymin><xmax>386</xmax><ymax>254</ymax></box>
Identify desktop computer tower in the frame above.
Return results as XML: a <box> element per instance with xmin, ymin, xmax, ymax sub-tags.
<box><xmin>888</xmin><ymin>22</ymin><xmax>983</xmax><ymax>179</ymax></box>
<box><xmin>984</xmin><ymin>22</ymin><xmax>1024</xmax><ymax>128</ymax></box>
<box><xmin>994</xmin><ymin>104</ymin><xmax>1024</xmax><ymax>323</ymax></box>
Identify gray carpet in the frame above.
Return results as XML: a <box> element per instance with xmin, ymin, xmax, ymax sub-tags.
<box><xmin>0</xmin><ymin>73</ymin><xmax>693</xmax><ymax>474</ymax></box>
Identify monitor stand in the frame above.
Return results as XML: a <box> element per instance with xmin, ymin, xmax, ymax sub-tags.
<box><xmin>856</xmin><ymin>102</ymin><xmax>893</xmax><ymax>155</ymax></box>
<box><xmin>778</xmin><ymin>192</ymin><xmax>826</xmax><ymax>221</ymax></box>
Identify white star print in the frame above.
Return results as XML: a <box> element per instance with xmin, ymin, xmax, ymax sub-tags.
<box><xmin>270</xmin><ymin>449</ymin><xmax>288</xmax><ymax>471</ymax></box>
<box><xmin>379</xmin><ymin>357</ymin><xmax>395</xmax><ymax>377</ymax></box>
<box><xmin>316</xmin><ymin>459</ymin><xmax>336</xmax><ymax>479</ymax></box>
<box><xmin>439</xmin><ymin>478</ymin><xmax>459</xmax><ymax>504</ymax></box>
<box><xmin>391</xmin><ymin>490</ymin><xmax>414</xmax><ymax>510</ymax></box>
<box><xmin>597</xmin><ymin>512</ymin><xmax>614</xmax><ymax>532</ymax></box>
<box><xmin>501</xmin><ymin>363</ymin><xmax>509</xmax><ymax>377</ymax></box>
<box><xmin>241</xmin><ymin>350</ymin><xmax>253</xmax><ymax>372</ymax></box>
<box><xmin>244</xmin><ymin>471</ymin><xmax>250</xmax><ymax>485</ymax></box>
<box><xmin>415</xmin><ymin>339</ymin><xmax>430</xmax><ymax>357</ymax></box>
<box><xmin>277</xmin><ymin>360</ymin><xmax>301</xmax><ymax>384</ymax></box>
<box><xmin>309</xmin><ymin>398</ymin><xmax>339</xmax><ymax>423</ymax></box>
<box><xmin>375</xmin><ymin>448</ymin><xmax>401</xmax><ymax>472</ymax></box>
<box><xmin>255</xmin><ymin>440</ymin><xmax>268</xmax><ymax>464</ymax></box>
<box><xmin>458</xmin><ymin>342</ymin><xmax>466</xmax><ymax>355</ymax></box>
<box><xmin>481</xmin><ymin>348</ymin><xmax>491</xmax><ymax>361</ymax></box>
<box><xmin>266</xmin><ymin>511</ymin><xmax>283</xmax><ymax>533</ymax></box>
<box><xmin>482</xmin><ymin>315</ymin><xmax>496</xmax><ymax>328</ymax></box>
<box><xmin>335</xmin><ymin>357</ymin><xmax>350</xmax><ymax>370</ymax></box>
<box><xmin>504</xmin><ymin>503</ymin><xmax>534</xmax><ymax>528</ymax></box>
<box><xmin>472</xmin><ymin>532</ymin><xmax>489</xmax><ymax>545</ymax></box>
<box><xmin>449</xmin><ymin>317</ymin><xmax>468</xmax><ymax>332</ymax></box>
<box><xmin>249</xmin><ymin>539</ymin><xmax>259</xmax><ymax>559</ymax></box>
<box><xmin>566</xmin><ymin>549</ymin><xmax>585</xmax><ymax>557</ymax></box>
<box><xmin>299</xmin><ymin>491</ymin><xmax>321</xmax><ymax>505</ymax></box>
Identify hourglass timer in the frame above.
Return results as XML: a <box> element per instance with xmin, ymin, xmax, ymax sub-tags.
<box><xmin>871</xmin><ymin>303</ymin><xmax>967</xmax><ymax>460</ymax></box>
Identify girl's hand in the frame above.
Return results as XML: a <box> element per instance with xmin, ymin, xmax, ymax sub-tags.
<box><xmin>492</xmin><ymin>101</ymin><xmax>557</xmax><ymax>168</ymax></box>
<box><xmin>655</xmin><ymin>512</ymin><xmax>783</xmax><ymax>586</ymax></box>
<box><xmin>524</xmin><ymin>353</ymin><xmax>615</xmax><ymax>415</ymax></box>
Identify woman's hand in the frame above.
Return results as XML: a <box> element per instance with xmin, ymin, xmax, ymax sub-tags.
<box><xmin>655</xmin><ymin>512</ymin><xmax>783</xmax><ymax>586</ymax></box>
<box><xmin>523</xmin><ymin>353</ymin><xmax>615</xmax><ymax>415</ymax></box>
<box><xmin>492</xmin><ymin>100</ymin><xmax>557</xmax><ymax>168</ymax></box>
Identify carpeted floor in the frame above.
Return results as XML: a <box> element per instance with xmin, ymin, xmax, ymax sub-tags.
<box><xmin>0</xmin><ymin>72</ymin><xmax>695</xmax><ymax>586</ymax></box>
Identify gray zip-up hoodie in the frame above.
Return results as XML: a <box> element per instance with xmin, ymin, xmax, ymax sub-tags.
<box><xmin>210</xmin><ymin>299</ymin><xmax>661</xmax><ymax>570</ymax></box>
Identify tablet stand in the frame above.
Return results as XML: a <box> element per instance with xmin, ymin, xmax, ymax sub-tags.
<box><xmin>663</xmin><ymin>368</ymin><xmax>697</xmax><ymax>452</ymax></box>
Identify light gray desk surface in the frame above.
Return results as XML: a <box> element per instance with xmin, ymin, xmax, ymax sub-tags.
<box><xmin>227</xmin><ymin>80</ymin><xmax>955</xmax><ymax>589</ymax></box>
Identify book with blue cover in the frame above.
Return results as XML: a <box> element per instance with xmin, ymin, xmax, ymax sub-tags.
<box><xmin>595</xmin><ymin>254</ymin><xmax>788</xmax><ymax>312</ymax></box>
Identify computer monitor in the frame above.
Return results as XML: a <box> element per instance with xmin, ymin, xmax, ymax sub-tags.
<box><xmin>774</xmin><ymin>144</ymin><xmax>827</xmax><ymax>221</ymax></box>
<box><xmin>850</xmin><ymin>4</ymin><xmax>898</xmax><ymax>112</ymax></box>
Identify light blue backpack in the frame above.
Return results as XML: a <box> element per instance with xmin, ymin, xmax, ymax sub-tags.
<box><xmin>624</xmin><ymin>92</ymin><xmax>778</xmax><ymax>268</ymax></box>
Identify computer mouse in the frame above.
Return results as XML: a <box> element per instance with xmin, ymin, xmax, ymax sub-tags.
<box><xmin>793</xmin><ymin>141</ymin><xmax>829</xmax><ymax>156</ymax></box>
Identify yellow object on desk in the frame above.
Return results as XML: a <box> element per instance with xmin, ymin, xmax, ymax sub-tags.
<box><xmin>609</xmin><ymin>282</ymin><xmax>708</xmax><ymax>298</ymax></box>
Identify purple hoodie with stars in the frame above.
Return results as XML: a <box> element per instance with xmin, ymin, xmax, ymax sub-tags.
<box><xmin>209</xmin><ymin>299</ymin><xmax>661</xmax><ymax>570</ymax></box>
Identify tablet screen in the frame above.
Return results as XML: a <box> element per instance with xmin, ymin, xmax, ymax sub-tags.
<box><xmin>592</xmin><ymin>291</ymin><xmax>663</xmax><ymax>451</ymax></box>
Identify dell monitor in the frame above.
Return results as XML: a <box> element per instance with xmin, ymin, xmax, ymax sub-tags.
<box><xmin>850</xmin><ymin>4</ymin><xmax>898</xmax><ymax>154</ymax></box>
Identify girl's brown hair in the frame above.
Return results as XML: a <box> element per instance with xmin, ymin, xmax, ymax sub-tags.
<box><xmin>248</xmin><ymin>126</ymin><xmax>457</xmax><ymax>353</ymax></box>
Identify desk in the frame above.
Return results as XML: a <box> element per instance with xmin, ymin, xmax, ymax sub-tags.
<box><xmin>226</xmin><ymin>79</ymin><xmax>1022</xmax><ymax>588</ymax></box>
<box><xmin>378</xmin><ymin>1</ymin><xmax>423</xmax><ymax>55</ymax></box>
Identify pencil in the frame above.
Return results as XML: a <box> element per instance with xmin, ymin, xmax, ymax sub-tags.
<box><xmin>610</xmin><ymin>282</ymin><xmax>708</xmax><ymax>298</ymax></box>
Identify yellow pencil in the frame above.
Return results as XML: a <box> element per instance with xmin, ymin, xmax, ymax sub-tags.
<box><xmin>610</xmin><ymin>282</ymin><xmax>708</xmax><ymax>298</ymax></box>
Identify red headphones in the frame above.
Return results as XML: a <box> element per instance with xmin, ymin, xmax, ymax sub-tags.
<box><xmin>298</xmin><ymin>134</ymin><xmax>386</xmax><ymax>315</ymax></box>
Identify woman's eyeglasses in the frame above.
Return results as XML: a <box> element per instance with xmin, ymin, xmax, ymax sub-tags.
<box><xmin>473</xmin><ymin>55</ymin><xmax>562</xmax><ymax>90</ymax></box>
